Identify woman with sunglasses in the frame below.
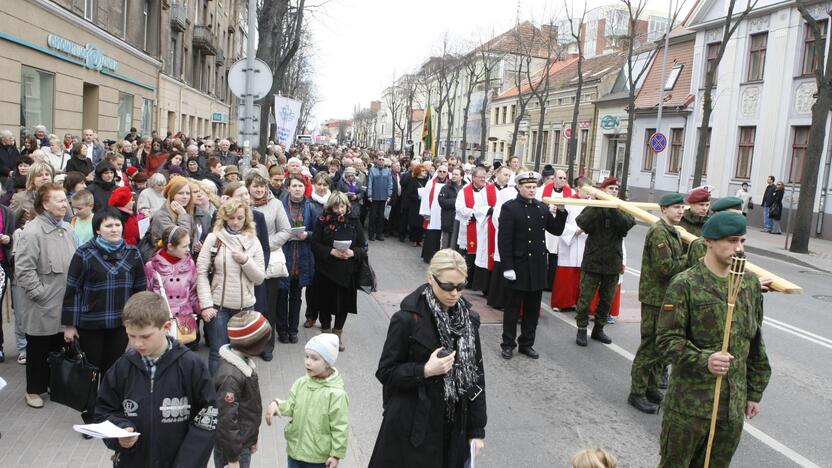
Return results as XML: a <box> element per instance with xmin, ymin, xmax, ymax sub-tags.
<box><xmin>369</xmin><ymin>248</ymin><xmax>486</xmax><ymax>468</ymax></box>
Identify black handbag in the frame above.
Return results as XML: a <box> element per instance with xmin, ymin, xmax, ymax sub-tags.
<box><xmin>357</xmin><ymin>254</ymin><xmax>377</xmax><ymax>294</ymax></box>
<box><xmin>48</xmin><ymin>340</ymin><xmax>100</xmax><ymax>412</ymax></box>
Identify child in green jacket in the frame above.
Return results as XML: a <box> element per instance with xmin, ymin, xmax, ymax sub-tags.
<box><xmin>265</xmin><ymin>333</ymin><xmax>349</xmax><ymax>468</ymax></box>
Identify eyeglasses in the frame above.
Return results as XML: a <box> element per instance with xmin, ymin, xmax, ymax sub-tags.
<box><xmin>433</xmin><ymin>275</ymin><xmax>465</xmax><ymax>292</ymax></box>
<box><xmin>557</xmin><ymin>177</ymin><xmax>567</xmax><ymax>180</ymax></box>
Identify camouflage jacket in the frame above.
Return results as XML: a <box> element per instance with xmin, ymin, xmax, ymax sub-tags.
<box><xmin>639</xmin><ymin>219</ymin><xmax>688</xmax><ymax>306</ymax></box>
<box><xmin>657</xmin><ymin>261</ymin><xmax>771</xmax><ymax>421</ymax></box>
<box><xmin>678</xmin><ymin>209</ymin><xmax>708</xmax><ymax>237</ymax></box>
<box><xmin>686</xmin><ymin>237</ymin><xmax>707</xmax><ymax>269</ymax></box>
<box><xmin>576</xmin><ymin>206</ymin><xmax>635</xmax><ymax>275</ymax></box>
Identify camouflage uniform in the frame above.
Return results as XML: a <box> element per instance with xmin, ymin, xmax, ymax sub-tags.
<box><xmin>686</xmin><ymin>237</ymin><xmax>707</xmax><ymax>269</ymax></box>
<box><xmin>678</xmin><ymin>209</ymin><xmax>709</xmax><ymax>237</ymax></box>
<box><xmin>574</xmin><ymin>206</ymin><xmax>635</xmax><ymax>327</ymax></box>
<box><xmin>630</xmin><ymin>219</ymin><xmax>687</xmax><ymax>396</ymax></box>
<box><xmin>656</xmin><ymin>260</ymin><xmax>771</xmax><ymax>467</ymax></box>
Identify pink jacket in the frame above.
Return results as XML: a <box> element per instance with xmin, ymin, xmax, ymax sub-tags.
<box><xmin>144</xmin><ymin>253</ymin><xmax>199</xmax><ymax>318</ymax></box>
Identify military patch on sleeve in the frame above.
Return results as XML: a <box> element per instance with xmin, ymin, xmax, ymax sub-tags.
<box><xmin>663</xmin><ymin>304</ymin><xmax>674</xmax><ymax>312</ymax></box>
<box><xmin>657</xmin><ymin>242</ymin><xmax>670</xmax><ymax>258</ymax></box>
<box><xmin>223</xmin><ymin>392</ymin><xmax>235</xmax><ymax>403</ymax></box>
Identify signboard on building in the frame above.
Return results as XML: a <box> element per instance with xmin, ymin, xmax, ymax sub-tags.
<box><xmin>47</xmin><ymin>34</ymin><xmax>118</xmax><ymax>72</ymax></box>
<box><xmin>600</xmin><ymin>115</ymin><xmax>620</xmax><ymax>130</ymax></box>
<box><xmin>212</xmin><ymin>112</ymin><xmax>228</xmax><ymax>123</ymax></box>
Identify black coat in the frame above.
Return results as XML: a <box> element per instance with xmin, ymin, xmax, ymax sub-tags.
<box><xmin>438</xmin><ymin>182</ymin><xmax>462</xmax><ymax>233</ymax></box>
<box><xmin>390</xmin><ymin>172</ymin><xmax>403</xmax><ymax>206</ymax></box>
<box><xmin>770</xmin><ymin>188</ymin><xmax>784</xmax><ymax>220</ymax></box>
<box><xmin>310</xmin><ymin>214</ymin><xmax>366</xmax><ymax>290</ymax></box>
<box><xmin>402</xmin><ymin>176</ymin><xmax>427</xmax><ymax>229</ymax></box>
<box><xmin>0</xmin><ymin>204</ymin><xmax>15</xmax><ymax>262</ymax></box>
<box><xmin>369</xmin><ymin>287</ymin><xmax>486</xmax><ymax>468</ymax></box>
<box><xmin>0</xmin><ymin>144</ymin><xmax>21</xmax><ymax>179</ymax></box>
<box><xmin>65</xmin><ymin>155</ymin><xmax>95</xmax><ymax>176</ymax></box>
<box><xmin>762</xmin><ymin>183</ymin><xmax>776</xmax><ymax>207</ymax></box>
<box><xmin>497</xmin><ymin>195</ymin><xmax>567</xmax><ymax>291</ymax></box>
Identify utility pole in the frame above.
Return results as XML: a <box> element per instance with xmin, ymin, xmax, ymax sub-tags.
<box><xmin>243</xmin><ymin>0</ymin><xmax>257</xmax><ymax>156</ymax></box>
<box><xmin>649</xmin><ymin>0</ymin><xmax>673</xmax><ymax>201</ymax></box>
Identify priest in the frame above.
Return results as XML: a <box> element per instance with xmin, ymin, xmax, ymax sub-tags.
<box><xmin>455</xmin><ymin>166</ymin><xmax>498</xmax><ymax>292</ymax></box>
<box><xmin>535</xmin><ymin>169</ymin><xmax>574</xmax><ymax>291</ymax></box>
<box><xmin>419</xmin><ymin>164</ymin><xmax>448</xmax><ymax>263</ymax></box>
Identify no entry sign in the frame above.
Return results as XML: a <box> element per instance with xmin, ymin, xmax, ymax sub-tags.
<box><xmin>649</xmin><ymin>132</ymin><xmax>667</xmax><ymax>153</ymax></box>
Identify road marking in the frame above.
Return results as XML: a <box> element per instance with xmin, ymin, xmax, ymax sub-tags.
<box><xmin>622</xmin><ymin>267</ymin><xmax>832</xmax><ymax>352</ymax></box>
<box><xmin>542</xmin><ymin>305</ymin><xmax>822</xmax><ymax>468</ymax></box>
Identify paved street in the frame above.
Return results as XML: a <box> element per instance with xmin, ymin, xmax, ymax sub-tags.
<box><xmin>0</xmin><ymin>225</ymin><xmax>830</xmax><ymax>467</ymax></box>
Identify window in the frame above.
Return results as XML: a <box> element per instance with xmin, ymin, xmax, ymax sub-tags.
<box><xmin>141</xmin><ymin>98</ymin><xmax>153</xmax><ymax>137</ymax></box>
<box><xmin>789</xmin><ymin>126</ymin><xmax>811</xmax><ymax>183</ymax></box>
<box><xmin>747</xmin><ymin>32</ymin><xmax>767</xmax><ymax>81</ymax></box>
<box><xmin>667</xmin><ymin>128</ymin><xmax>684</xmax><ymax>174</ymax></box>
<box><xmin>580</xmin><ymin>129</ymin><xmax>589</xmax><ymax>165</ymax></box>
<box><xmin>705</xmin><ymin>42</ymin><xmax>721</xmax><ymax>84</ymax></box>
<box><xmin>510</xmin><ymin>104</ymin><xmax>516</xmax><ymax>123</ymax></box>
<box><xmin>501</xmin><ymin>106</ymin><xmax>507</xmax><ymax>124</ymax></box>
<box><xmin>84</xmin><ymin>0</ymin><xmax>94</xmax><ymax>21</ymax></box>
<box><xmin>542</xmin><ymin>130</ymin><xmax>549</xmax><ymax>162</ymax></box>
<box><xmin>642</xmin><ymin>128</ymin><xmax>656</xmax><ymax>172</ymax></box>
<box><xmin>143</xmin><ymin>0</ymin><xmax>150</xmax><ymax>50</ymax></box>
<box><xmin>735</xmin><ymin>126</ymin><xmax>756</xmax><ymax>179</ymax></box>
<box><xmin>553</xmin><ymin>130</ymin><xmax>561</xmax><ymax>164</ymax></box>
<box><xmin>699</xmin><ymin>127</ymin><xmax>711</xmax><ymax>176</ymax></box>
<box><xmin>802</xmin><ymin>20</ymin><xmax>828</xmax><ymax>75</ymax></box>
<box><xmin>648</xmin><ymin>15</ymin><xmax>669</xmax><ymax>41</ymax></box>
<box><xmin>117</xmin><ymin>93</ymin><xmax>134</xmax><ymax>138</ymax></box>
<box><xmin>20</xmin><ymin>66</ymin><xmax>54</xmax><ymax>137</ymax></box>
<box><xmin>664</xmin><ymin>64</ymin><xmax>683</xmax><ymax>90</ymax></box>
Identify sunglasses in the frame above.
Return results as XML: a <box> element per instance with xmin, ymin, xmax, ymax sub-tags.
<box><xmin>433</xmin><ymin>275</ymin><xmax>465</xmax><ymax>292</ymax></box>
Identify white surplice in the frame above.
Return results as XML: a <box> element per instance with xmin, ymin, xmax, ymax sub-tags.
<box><xmin>419</xmin><ymin>177</ymin><xmax>445</xmax><ymax>231</ymax></box>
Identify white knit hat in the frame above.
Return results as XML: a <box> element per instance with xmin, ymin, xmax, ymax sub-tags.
<box><xmin>306</xmin><ymin>333</ymin><xmax>340</xmax><ymax>366</ymax></box>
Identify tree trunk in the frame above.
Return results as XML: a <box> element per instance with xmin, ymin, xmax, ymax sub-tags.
<box><xmin>567</xmin><ymin>82</ymin><xmax>583</xmax><ymax>183</ymax></box>
<box><xmin>461</xmin><ymin>90</ymin><xmax>471</xmax><ymax>160</ymax></box>
<box><xmin>533</xmin><ymin>98</ymin><xmax>546</xmax><ymax>171</ymax></box>
<box><xmin>790</xmin><ymin>93</ymin><xmax>830</xmax><ymax>252</ymax></box>
<box><xmin>480</xmin><ymin>64</ymin><xmax>491</xmax><ymax>162</ymax></box>
<box><xmin>692</xmin><ymin>73</ymin><xmax>715</xmax><ymax>189</ymax></box>
<box><xmin>509</xmin><ymin>103</ymin><xmax>524</xmax><ymax>158</ymax></box>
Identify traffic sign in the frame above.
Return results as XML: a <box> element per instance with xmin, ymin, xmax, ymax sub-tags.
<box><xmin>649</xmin><ymin>132</ymin><xmax>667</xmax><ymax>153</ymax></box>
<box><xmin>228</xmin><ymin>58</ymin><xmax>273</xmax><ymax>100</ymax></box>
<box><xmin>563</xmin><ymin>127</ymin><xmax>573</xmax><ymax>139</ymax></box>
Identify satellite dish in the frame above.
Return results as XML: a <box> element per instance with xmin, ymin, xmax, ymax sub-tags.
<box><xmin>228</xmin><ymin>58</ymin><xmax>273</xmax><ymax>100</ymax></box>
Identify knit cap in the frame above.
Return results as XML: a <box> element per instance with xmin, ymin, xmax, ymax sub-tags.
<box><xmin>108</xmin><ymin>185</ymin><xmax>133</xmax><ymax>208</ymax></box>
<box><xmin>306</xmin><ymin>333</ymin><xmax>340</xmax><ymax>366</ymax></box>
<box><xmin>227</xmin><ymin>311</ymin><xmax>272</xmax><ymax>356</ymax></box>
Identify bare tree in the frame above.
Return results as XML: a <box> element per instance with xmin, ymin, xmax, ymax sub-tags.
<box><xmin>399</xmin><ymin>74</ymin><xmax>419</xmax><ymax>153</ymax></box>
<box><xmin>527</xmin><ymin>18</ymin><xmax>560</xmax><ymax>171</ymax></box>
<box><xmin>384</xmin><ymin>81</ymin><xmax>407</xmax><ymax>152</ymax></box>
<box><xmin>476</xmin><ymin>34</ymin><xmax>502</xmax><ymax>162</ymax></box>
<box><xmin>508</xmin><ymin>25</ymin><xmax>538</xmax><ymax>158</ymax></box>
<box><xmin>791</xmin><ymin>2</ymin><xmax>832</xmax><ymax>252</ymax></box>
<box><xmin>460</xmin><ymin>52</ymin><xmax>485</xmax><ymax>160</ymax></box>
<box><xmin>442</xmin><ymin>64</ymin><xmax>461</xmax><ymax>157</ymax></box>
<box><xmin>564</xmin><ymin>2</ymin><xmax>587</xmax><ymax>183</ymax></box>
<box><xmin>617</xmin><ymin>0</ymin><xmax>683</xmax><ymax>196</ymax></box>
<box><xmin>691</xmin><ymin>0</ymin><xmax>758</xmax><ymax>188</ymax></box>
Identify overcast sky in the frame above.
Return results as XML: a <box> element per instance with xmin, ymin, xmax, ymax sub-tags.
<box><xmin>306</xmin><ymin>0</ymin><xmax>693</xmax><ymax>123</ymax></box>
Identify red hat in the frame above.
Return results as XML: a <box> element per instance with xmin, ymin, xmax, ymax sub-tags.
<box><xmin>108</xmin><ymin>185</ymin><xmax>133</xmax><ymax>208</ymax></box>
<box><xmin>599</xmin><ymin>176</ymin><xmax>619</xmax><ymax>188</ymax></box>
<box><xmin>687</xmin><ymin>187</ymin><xmax>711</xmax><ymax>204</ymax></box>
<box><xmin>125</xmin><ymin>166</ymin><xmax>139</xmax><ymax>178</ymax></box>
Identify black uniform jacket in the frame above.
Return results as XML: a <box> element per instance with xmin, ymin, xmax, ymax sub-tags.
<box><xmin>497</xmin><ymin>195</ymin><xmax>567</xmax><ymax>291</ymax></box>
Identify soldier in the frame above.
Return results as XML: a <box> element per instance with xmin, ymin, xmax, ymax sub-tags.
<box><xmin>628</xmin><ymin>192</ymin><xmax>687</xmax><ymax>414</ymax></box>
<box><xmin>679</xmin><ymin>187</ymin><xmax>711</xmax><ymax>236</ymax></box>
<box><xmin>574</xmin><ymin>177</ymin><xmax>635</xmax><ymax>346</ymax></box>
<box><xmin>656</xmin><ymin>211</ymin><xmax>771</xmax><ymax>467</ymax></box>
<box><xmin>498</xmin><ymin>171</ymin><xmax>567</xmax><ymax>360</ymax></box>
<box><xmin>686</xmin><ymin>196</ymin><xmax>744</xmax><ymax>268</ymax></box>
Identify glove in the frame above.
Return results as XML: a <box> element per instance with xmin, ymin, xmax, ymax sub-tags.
<box><xmin>503</xmin><ymin>269</ymin><xmax>517</xmax><ymax>281</ymax></box>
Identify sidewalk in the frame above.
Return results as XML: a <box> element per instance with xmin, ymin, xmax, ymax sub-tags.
<box><xmin>742</xmin><ymin>227</ymin><xmax>832</xmax><ymax>272</ymax></box>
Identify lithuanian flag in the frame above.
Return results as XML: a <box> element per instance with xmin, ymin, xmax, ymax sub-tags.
<box><xmin>422</xmin><ymin>106</ymin><xmax>435</xmax><ymax>156</ymax></box>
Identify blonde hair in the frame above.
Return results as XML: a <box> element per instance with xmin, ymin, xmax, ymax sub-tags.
<box><xmin>325</xmin><ymin>191</ymin><xmax>351</xmax><ymax>213</ymax></box>
<box><xmin>192</xmin><ymin>179</ymin><xmax>220</xmax><ymax>208</ymax></box>
<box><xmin>163</xmin><ymin>177</ymin><xmax>194</xmax><ymax>221</ymax></box>
<box><xmin>428</xmin><ymin>248</ymin><xmax>467</xmax><ymax>278</ymax></box>
<box><xmin>123</xmin><ymin>291</ymin><xmax>171</xmax><ymax>329</ymax></box>
<box><xmin>26</xmin><ymin>162</ymin><xmax>54</xmax><ymax>191</ymax></box>
<box><xmin>213</xmin><ymin>198</ymin><xmax>256</xmax><ymax>236</ymax></box>
<box><xmin>571</xmin><ymin>448</ymin><xmax>618</xmax><ymax>468</ymax></box>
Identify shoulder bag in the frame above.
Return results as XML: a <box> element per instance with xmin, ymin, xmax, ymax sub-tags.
<box><xmin>48</xmin><ymin>340</ymin><xmax>100</xmax><ymax>412</ymax></box>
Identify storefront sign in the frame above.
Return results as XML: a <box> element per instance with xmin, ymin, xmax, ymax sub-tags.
<box><xmin>47</xmin><ymin>34</ymin><xmax>118</xmax><ymax>72</ymax></box>
<box><xmin>600</xmin><ymin>115</ymin><xmax>620</xmax><ymax>130</ymax></box>
<box><xmin>212</xmin><ymin>112</ymin><xmax>228</xmax><ymax>123</ymax></box>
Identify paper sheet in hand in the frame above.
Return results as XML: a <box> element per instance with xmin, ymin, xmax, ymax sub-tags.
<box><xmin>73</xmin><ymin>421</ymin><xmax>140</xmax><ymax>439</ymax></box>
<box><xmin>138</xmin><ymin>217</ymin><xmax>151</xmax><ymax>238</ymax></box>
<box><xmin>464</xmin><ymin>440</ymin><xmax>476</xmax><ymax>468</ymax></box>
<box><xmin>417</xmin><ymin>187</ymin><xmax>427</xmax><ymax>199</ymax></box>
<box><xmin>333</xmin><ymin>240</ymin><xmax>351</xmax><ymax>250</ymax></box>
<box><xmin>291</xmin><ymin>226</ymin><xmax>306</xmax><ymax>234</ymax></box>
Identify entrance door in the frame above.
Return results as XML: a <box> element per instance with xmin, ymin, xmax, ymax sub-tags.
<box><xmin>82</xmin><ymin>83</ymin><xmax>100</xmax><ymax>132</ymax></box>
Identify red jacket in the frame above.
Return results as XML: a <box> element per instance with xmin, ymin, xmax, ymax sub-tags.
<box><xmin>121</xmin><ymin>211</ymin><xmax>141</xmax><ymax>245</ymax></box>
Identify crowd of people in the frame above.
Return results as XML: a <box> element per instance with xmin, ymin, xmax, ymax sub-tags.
<box><xmin>0</xmin><ymin>123</ymin><xmax>770</xmax><ymax>468</ymax></box>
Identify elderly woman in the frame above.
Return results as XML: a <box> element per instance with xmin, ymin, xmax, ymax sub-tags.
<box><xmin>11</xmin><ymin>162</ymin><xmax>53</xmax><ymax>230</ymax></box>
<box><xmin>62</xmin><ymin>206</ymin><xmax>146</xmax><ymax>422</ymax></box>
<box><xmin>137</xmin><ymin>172</ymin><xmax>167</xmax><ymax>215</ymax></box>
<box><xmin>44</xmin><ymin>135</ymin><xmax>70</xmax><ymax>173</ymax></box>
<box><xmin>196</xmin><ymin>198</ymin><xmax>266</xmax><ymax>374</ymax></box>
<box><xmin>65</xmin><ymin>142</ymin><xmax>94</xmax><ymax>177</ymax></box>
<box><xmin>15</xmin><ymin>183</ymin><xmax>78</xmax><ymax>408</ymax></box>
<box><xmin>310</xmin><ymin>191</ymin><xmax>366</xmax><ymax>351</ymax></box>
<box><xmin>369</xmin><ymin>249</ymin><xmax>486</xmax><ymax>468</ymax></box>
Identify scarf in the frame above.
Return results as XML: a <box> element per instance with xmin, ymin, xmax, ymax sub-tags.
<box><xmin>288</xmin><ymin>199</ymin><xmax>305</xmax><ymax>277</ymax></box>
<box><xmin>224</xmin><ymin>225</ymin><xmax>241</xmax><ymax>236</ymax></box>
<box><xmin>95</xmin><ymin>235</ymin><xmax>124</xmax><ymax>252</ymax></box>
<box><xmin>160</xmin><ymin>249</ymin><xmax>183</xmax><ymax>264</ymax></box>
<box><xmin>422</xmin><ymin>285</ymin><xmax>479</xmax><ymax>420</ymax></box>
<box><xmin>252</xmin><ymin>194</ymin><xmax>269</xmax><ymax>207</ymax></box>
<box><xmin>43</xmin><ymin>212</ymin><xmax>63</xmax><ymax>227</ymax></box>
<box><xmin>311</xmin><ymin>190</ymin><xmax>331</xmax><ymax>207</ymax></box>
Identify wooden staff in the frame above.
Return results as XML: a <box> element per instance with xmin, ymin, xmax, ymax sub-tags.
<box><xmin>543</xmin><ymin>197</ymin><xmax>684</xmax><ymax>211</ymax></box>
<box><xmin>544</xmin><ymin>184</ymin><xmax>803</xmax><ymax>294</ymax></box>
<box><xmin>703</xmin><ymin>252</ymin><xmax>747</xmax><ymax>468</ymax></box>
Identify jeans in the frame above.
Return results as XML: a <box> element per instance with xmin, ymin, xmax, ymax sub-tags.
<box><xmin>214</xmin><ymin>446</ymin><xmax>251</xmax><ymax>468</ymax></box>
<box><xmin>206</xmin><ymin>307</ymin><xmax>250</xmax><ymax>375</ymax></box>
<box><xmin>277</xmin><ymin>278</ymin><xmax>303</xmax><ymax>338</ymax></box>
<box><xmin>12</xmin><ymin>285</ymin><xmax>27</xmax><ymax>353</ymax></box>
<box><xmin>763</xmin><ymin>205</ymin><xmax>772</xmax><ymax>231</ymax></box>
<box><xmin>287</xmin><ymin>457</ymin><xmax>325</xmax><ymax>468</ymax></box>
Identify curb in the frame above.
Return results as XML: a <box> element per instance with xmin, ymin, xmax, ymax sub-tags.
<box><xmin>744</xmin><ymin>244</ymin><xmax>832</xmax><ymax>273</ymax></box>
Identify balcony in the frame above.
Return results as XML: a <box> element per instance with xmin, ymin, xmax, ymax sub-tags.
<box><xmin>215</xmin><ymin>47</ymin><xmax>225</xmax><ymax>66</ymax></box>
<box><xmin>170</xmin><ymin>2</ymin><xmax>187</xmax><ymax>32</ymax></box>
<box><xmin>193</xmin><ymin>25</ymin><xmax>218</xmax><ymax>55</ymax></box>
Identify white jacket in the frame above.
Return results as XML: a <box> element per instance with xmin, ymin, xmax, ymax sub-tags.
<box><xmin>196</xmin><ymin>229</ymin><xmax>265</xmax><ymax>311</ymax></box>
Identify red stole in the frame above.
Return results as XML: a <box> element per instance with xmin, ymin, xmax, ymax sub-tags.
<box><xmin>463</xmin><ymin>183</ymin><xmax>498</xmax><ymax>270</ymax></box>
<box><xmin>542</xmin><ymin>182</ymin><xmax>574</xmax><ymax>199</ymax></box>
<box><xmin>422</xmin><ymin>178</ymin><xmax>441</xmax><ymax>229</ymax></box>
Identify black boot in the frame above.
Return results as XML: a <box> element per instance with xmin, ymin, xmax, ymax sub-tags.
<box><xmin>590</xmin><ymin>324</ymin><xmax>612</xmax><ymax>344</ymax></box>
<box><xmin>659</xmin><ymin>366</ymin><xmax>670</xmax><ymax>390</ymax></box>
<box><xmin>646</xmin><ymin>389</ymin><xmax>664</xmax><ymax>405</ymax></box>
<box><xmin>628</xmin><ymin>393</ymin><xmax>659</xmax><ymax>414</ymax></box>
<box><xmin>576</xmin><ymin>328</ymin><xmax>587</xmax><ymax>347</ymax></box>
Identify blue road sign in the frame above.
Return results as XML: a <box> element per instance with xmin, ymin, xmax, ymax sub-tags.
<box><xmin>649</xmin><ymin>132</ymin><xmax>667</xmax><ymax>153</ymax></box>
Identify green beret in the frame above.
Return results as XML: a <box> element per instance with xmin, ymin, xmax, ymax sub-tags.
<box><xmin>710</xmin><ymin>196</ymin><xmax>743</xmax><ymax>212</ymax></box>
<box><xmin>659</xmin><ymin>192</ymin><xmax>684</xmax><ymax>207</ymax></box>
<box><xmin>701</xmin><ymin>211</ymin><xmax>747</xmax><ymax>239</ymax></box>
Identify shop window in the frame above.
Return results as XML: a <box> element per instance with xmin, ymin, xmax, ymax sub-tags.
<box><xmin>667</xmin><ymin>128</ymin><xmax>683</xmax><ymax>174</ymax></box>
<box><xmin>789</xmin><ymin>126</ymin><xmax>811</xmax><ymax>183</ymax></box>
<box><xmin>747</xmin><ymin>32</ymin><xmax>767</xmax><ymax>82</ymax></box>
<box><xmin>20</xmin><ymin>66</ymin><xmax>54</xmax><ymax>137</ymax></box>
<box><xmin>117</xmin><ymin>93</ymin><xmax>134</xmax><ymax>139</ymax></box>
<box><xmin>141</xmin><ymin>99</ymin><xmax>153</xmax><ymax>137</ymax></box>
<box><xmin>735</xmin><ymin>126</ymin><xmax>756</xmax><ymax>179</ymax></box>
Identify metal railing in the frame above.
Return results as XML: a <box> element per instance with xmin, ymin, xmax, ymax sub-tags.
<box><xmin>170</xmin><ymin>2</ymin><xmax>187</xmax><ymax>32</ymax></box>
<box><xmin>193</xmin><ymin>25</ymin><xmax>217</xmax><ymax>55</ymax></box>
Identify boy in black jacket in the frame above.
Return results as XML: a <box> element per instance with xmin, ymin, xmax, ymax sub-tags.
<box><xmin>95</xmin><ymin>292</ymin><xmax>217</xmax><ymax>468</ymax></box>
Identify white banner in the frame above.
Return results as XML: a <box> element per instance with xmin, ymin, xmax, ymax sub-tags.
<box><xmin>274</xmin><ymin>95</ymin><xmax>303</xmax><ymax>146</ymax></box>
